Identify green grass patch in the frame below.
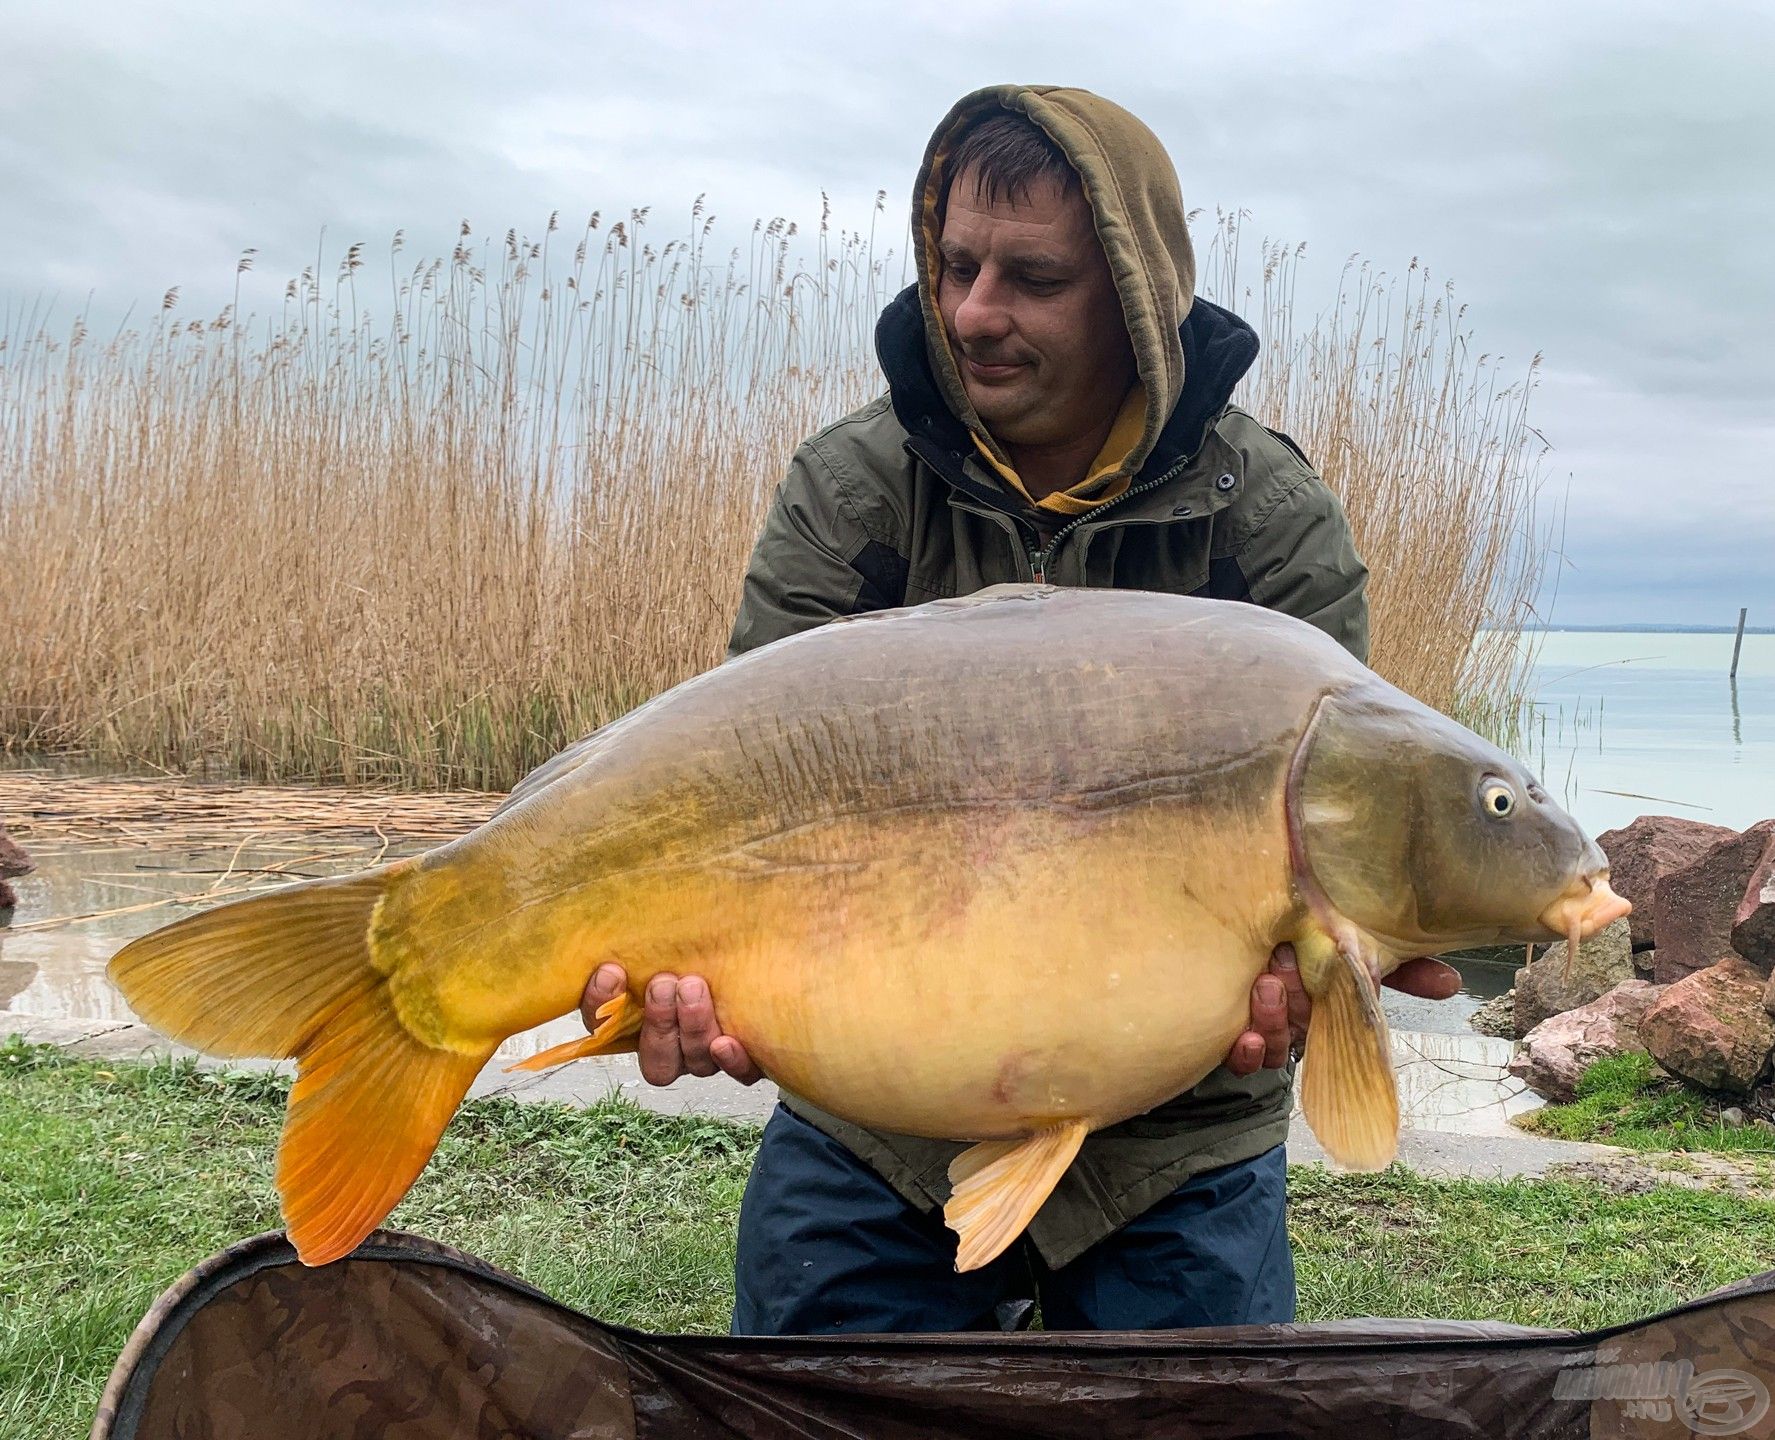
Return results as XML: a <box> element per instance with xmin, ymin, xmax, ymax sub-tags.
<box><xmin>1516</xmin><ymin>1052</ymin><xmax>1775</xmax><ymax>1153</ymax></box>
<box><xmin>8</xmin><ymin>1042</ymin><xmax>1775</xmax><ymax>1438</ymax></box>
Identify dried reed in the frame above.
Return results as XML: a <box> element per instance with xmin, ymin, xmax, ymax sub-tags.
<box><xmin>0</xmin><ymin>199</ymin><xmax>1546</xmax><ymax>790</ymax></box>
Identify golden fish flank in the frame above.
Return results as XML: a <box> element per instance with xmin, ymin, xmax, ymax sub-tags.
<box><xmin>108</xmin><ymin>584</ymin><xmax>1629</xmax><ymax>1272</ymax></box>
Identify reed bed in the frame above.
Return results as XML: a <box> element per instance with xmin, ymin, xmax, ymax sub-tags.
<box><xmin>0</xmin><ymin>199</ymin><xmax>1547</xmax><ymax>790</ymax></box>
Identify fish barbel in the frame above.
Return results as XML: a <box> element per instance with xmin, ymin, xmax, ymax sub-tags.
<box><xmin>109</xmin><ymin>585</ymin><xmax>1628</xmax><ymax>1270</ymax></box>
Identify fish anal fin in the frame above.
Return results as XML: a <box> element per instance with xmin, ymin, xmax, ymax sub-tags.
<box><xmin>944</xmin><ymin>1120</ymin><xmax>1088</xmax><ymax>1273</ymax></box>
<box><xmin>278</xmin><ymin>988</ymin><xmax>490</xmax><ymax>1266</ymax></box>
<box><xmin>1295</xmin><ymin>928</ymin><xmax>1399</xmax><ymax>1171</ymax></box>
<box><xmin>504</xmin><ymin>991</ymin><xmax>644</xmax><ymax>1074</ymax></box>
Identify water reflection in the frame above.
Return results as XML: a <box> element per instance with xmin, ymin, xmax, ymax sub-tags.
<box><xmin>1520</xmin><ymin>630</ymin><xmax>1774</xmax><ymax>835</ymax></box>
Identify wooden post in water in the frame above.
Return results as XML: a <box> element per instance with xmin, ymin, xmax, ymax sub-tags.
<box><xmin>1731</xmin><ymin>608</ymin><xmax>1748</xmax><ymax>679</ymax></box>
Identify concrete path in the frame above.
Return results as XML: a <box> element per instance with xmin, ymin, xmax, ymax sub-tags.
<box><xmin>13</xmin><ymin>1014</ymin><xmax>1622</xmax><ymax>1177</ymax></box>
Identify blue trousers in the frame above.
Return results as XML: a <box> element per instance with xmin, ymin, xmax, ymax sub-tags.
<box><xmin>732</xmin><ymin>1104</ymin><xmax>1296</xmax><ymax>1335</ymax></box>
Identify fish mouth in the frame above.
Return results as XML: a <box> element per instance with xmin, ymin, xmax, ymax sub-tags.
<box><xmin>1537</xmin><ymin>873</ymin><xmax>1632</xmax><ymax>951</ymax></box>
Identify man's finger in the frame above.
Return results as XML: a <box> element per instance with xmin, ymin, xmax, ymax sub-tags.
<box><xmin>1270</xmin><ymin>944</ymin><xmax>1311</xmax><ymax>1055</ymax></box>
<box><xmin>580</xmin><ymin>962</ymin><xmax>627</xmax><ymax>1031</ymax></box>
<box><xmin>638</xmin><ymin>973</ymin><xmax>684</xmax><ymax>1086</ymax></box>
<box><xmin>1224</xmin><ymin>1031</ymin><xmax>1266</xmax><ymax>1077</ymax></box>
<box><xmin>674</xmin><ymin>975</ymin><xmax>722</xmax><ymax>1078</ymax></box>
<box><xmin>1382</xmin><ymin>956</ymin><xmax>1462</xmax><ymax>1000</ymax></box>
<box><xmin>710</xmin><ymin>1035</ymin><xmax>765</xmax><ymax>1086</ymax></box>
<box><xmin>1251</xmin><ymin>973</ymin><xmax>1292</xmax><ymax>1069</ymax></box>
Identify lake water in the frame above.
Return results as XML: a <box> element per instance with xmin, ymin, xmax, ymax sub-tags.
<box><xmin>1516</xmin><ymin>630</ymin><xmax>1775</xmax><ymax>836</ymax></box>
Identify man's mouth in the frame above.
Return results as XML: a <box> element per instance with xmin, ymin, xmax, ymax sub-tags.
<box><xmin>963</xmin><ymin>356</ymin><xmax>1029</xmax><ymax>382</ymax></box>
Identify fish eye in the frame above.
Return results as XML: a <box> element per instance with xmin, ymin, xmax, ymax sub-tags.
<box><xmin>1479</xmin><ymin>778</ymin><xmax>1517</xmax><ymax>819</ymax></box>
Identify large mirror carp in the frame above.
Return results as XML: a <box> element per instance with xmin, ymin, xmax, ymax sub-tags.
<box><xmin>110</xmin><ymin>585</ymin><xmax>1627</xmax><ymax>1272</ymax></box>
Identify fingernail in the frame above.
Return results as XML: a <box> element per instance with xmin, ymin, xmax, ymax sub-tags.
<box><xmin>678</xmin><ymin>976</ymin><xmax>706</xmax><ymax>1004</ymax></box>
<box><xmin>594</xmin><ymin>965</ymin><xmax>622</xmax><ymax>994</ymax></box>
<box><xmin>648</xmin><ymin>976</ymin><xmax>676</xmax><ymax>1003</ymax></box>
<box><xmin>1258</xmin><ymin>977</ymin><xmax>1283</xmax><ymax>1006</ymax></box>
<box><xmin>1273</xmin><ymin>946</ymin><xmax>1297</xmax><ymax>970</ymax></box>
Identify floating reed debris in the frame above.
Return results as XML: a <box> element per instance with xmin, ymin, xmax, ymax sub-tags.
<box><xmin>0</xmin><ymin>771</ymin><xmax>502</xmax><ymax>850</ymax></box>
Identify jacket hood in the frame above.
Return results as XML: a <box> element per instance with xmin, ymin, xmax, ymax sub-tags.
<box><xmin>912</xmin><ymin>84</ymin><xmax>1199</xmax><ymax>509</ymax></box>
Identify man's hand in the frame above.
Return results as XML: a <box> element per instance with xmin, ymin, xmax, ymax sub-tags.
<box><xmin>581</xmin><ymin>964</ymin><xmax>763</xmax><ymax>1086</ymax></box>
<box><xmin>1224</xmin><ymin>944</ymin><xmax>1462</xmax><ymax>1076</ymax></box>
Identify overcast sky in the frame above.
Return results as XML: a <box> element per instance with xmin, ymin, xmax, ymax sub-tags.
<box><xmin>5</xmin><ymin>0</ymin><xmax>1770</xmax><ymax>626</ymax></box>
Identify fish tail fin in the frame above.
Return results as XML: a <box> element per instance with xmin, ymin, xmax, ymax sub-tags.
<box><xmin>1296</xmin><ymin>930</ymin><xmax>1399</xmax><ymax>1170</ymax></box>
<box><xmin>505</xmin><ymin>990</ymin><xmax>643</xmax><ymax>1073</ymax></box>
<box><xmin>107</xmin><ymin>863</ymin><xmax>491</xmax><ymax>1265</ymax></box>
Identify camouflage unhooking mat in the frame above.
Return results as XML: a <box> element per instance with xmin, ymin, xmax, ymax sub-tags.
<box><xmin>92</xmin><ymin>1230</ymin><xmax>1775</xmax><ymax>1439</ymax></box>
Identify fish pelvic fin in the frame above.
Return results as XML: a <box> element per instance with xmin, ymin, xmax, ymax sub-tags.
<box><xmin>106</xmin><ymin>862</ymin><xmax>493</xmax><ymax>1265</ymax></box>
<box><xmin>1295</xmin><ymin>928</ymin><xmax>1399</xmax><ymax>1170</ymax></box>
<box><xmin>944</xmin><ymin>1120</ymin><xmax>1088</xmax><ymax>1273</ymax></box>
<box><xmin>504</xmin><ymin>991</ymin><xmax>643</xmax><ymax>1073</ymax></box>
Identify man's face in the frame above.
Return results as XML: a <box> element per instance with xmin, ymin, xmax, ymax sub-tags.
<box><xmin>935</xmin><ymin>165</ymin><xmax>1136</xmax><ymax>451</ymax></box>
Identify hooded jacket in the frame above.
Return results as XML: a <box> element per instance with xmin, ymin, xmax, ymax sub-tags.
<box><xmin>728</xmin><ymin>85</ymin><xmax>1369</xmax><ymax>1270</ymax></box>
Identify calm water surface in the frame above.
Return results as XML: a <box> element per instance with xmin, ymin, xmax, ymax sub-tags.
<box><xmin>1516</xmin><ymin>630</ymin><xmax>1775</xmax><ymax>836</ymax></box>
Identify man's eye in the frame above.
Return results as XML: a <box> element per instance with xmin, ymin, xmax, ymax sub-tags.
<box><xmin>945</xmin><ymin>263</ymin><xmax>977</xmax><ymax>282</ymax></box>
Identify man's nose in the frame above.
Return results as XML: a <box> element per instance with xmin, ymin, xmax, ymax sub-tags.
<box><xmin>951</xmin><ymin>269</ymin><xmax>1013</xmax><ymax>343</ymax></box>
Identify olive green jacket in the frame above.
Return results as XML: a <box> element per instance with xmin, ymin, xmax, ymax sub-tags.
<box><xmin>727</xmin><ymin>85</ymin><xmax>1369</xmax><ymax>1270</ymax></box>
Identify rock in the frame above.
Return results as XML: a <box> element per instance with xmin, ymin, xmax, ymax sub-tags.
<box><xmin>1598</xmin><ymin>814</ymin><xmax>1736</xmax><ymax>948</ymax></box>
<box><xmin>1732</xmin><ymin>846</ymin><xmax>1775</xmax><ymax>968</ymax></box>
<box><xmin>0</xmin><ymin>825</ymin><xmax>32</xmax><ymax>880</ymax></box>
<box><xmin>0</xmin><ymin>879</ymin><xmax>15</xmax><ymax>911</ymax></box>
<box><xmin>1722</xmin><ymin>1106</ymin><xmax>1746</xmax><ymax>1126</ymax></box>
<box><xmin>1634</xmin><ymin>947</ymin><xmax>1656</xmax><ymax>977</ymax></box>
<box><xmin>1653</xmin><ymin>821</ymin><xmax>1775</xmax><ymax>983</ymax></box>
<box><xmin>1639</xmin><ymin>956</ymin><xmax>1775</xmax><ymax>1093</ymax></box>
<box><xmin>1468</xmin><ymin>989</ymin><xmax>1516</xmax><ymax>1038</ymax></box>
<box><xmin>1513</xmin><ymin>915</ymin><xmax>1634</xmax><ymax>1035</ymax></box>
<box><xmin>1508</xmin><ymin>980</ymin><xmax>1663</xmax><ymax>1102</ymax></box>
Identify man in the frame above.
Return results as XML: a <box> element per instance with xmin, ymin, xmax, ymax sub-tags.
<box><xmin>579</xmin><ymin>85</ymin><xmax>1457</xmax><ymax>1335</ymax></box>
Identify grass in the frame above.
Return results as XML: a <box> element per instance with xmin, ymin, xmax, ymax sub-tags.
<box><xmin>8</xmin><ymin>1043</ymin><xmax>1775</xmax><ymax>1439</ymax></box>
<box><xmin>1517</xmin><ymin>1052</ymin><xmax>1775</xmax><ymax>1154</ymax></box>
<box><xmin>0</xmin><ymin>202</ymin><xmax>1548</xmax><ymax>789</ymax></box>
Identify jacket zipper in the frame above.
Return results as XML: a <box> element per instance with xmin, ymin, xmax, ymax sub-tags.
<box><xmin>1025</xmin><ymin>455</ymin><xmax>1195</xmax><ymax>584</ymax></box>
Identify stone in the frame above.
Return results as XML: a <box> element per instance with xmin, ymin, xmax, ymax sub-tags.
<box><xmin>1639</xmin><ymin>956</ymin><xmax>1775</xmax><ymax>1093</ymax></box>
<box><xmin>1634</xmin><ymin>947</ymin><xmax>1656</xmax><ymax>977</ymax></box>
<box><xmin>1722</xmin><ymin>1106</ymin><xmax>1746</xmax><ymax>1126</ymax></box>
<box><xmin>1467</xmin><ymin>989</ymin><xmax>1515</xmax><ymax>1038</ymax></box>
<box><xmin>0</xmin><ymin>879</ymin><xmax>15</xmax><ymax>911</ymax></box>
<box><xmin>1653</xmin><ymin>821</ymin><xmax>1775</xmax><ymax>983</ymax></box>
<box><xmin>1732</xmin><ymin>848</ymin><xmax>1775</xmax><ymax>968</ymax></box>
<box><xmin>0</xmin><ymin>825</ymin><xmax>32</xmax><ymax>880</ymax></box>
<box><xmin>1508</xmin><ymin>980</ymin><xmax>1663</xmax><ymax>1102</ymax></box>
<box><xmin>1597</xmin><ymin>814</ymin><xmax>1736</xmax><ymax>948</ymax></box>
<box><xmin>1513</xmin><ymin>915</ymin><xmax>1634</xmax><ymax>1035</ymax></box>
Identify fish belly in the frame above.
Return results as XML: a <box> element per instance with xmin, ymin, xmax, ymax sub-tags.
<box><xmin>675</xmin><ymin>804</ymin><xmax>1286</xmax><ymax>1141</ymax></box>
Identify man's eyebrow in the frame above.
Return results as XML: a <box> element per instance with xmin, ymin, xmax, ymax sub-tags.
<box><xmin>937</xmin><ymin>241</ymin><xmax>1074</xmax><ymax>275</ymax></box>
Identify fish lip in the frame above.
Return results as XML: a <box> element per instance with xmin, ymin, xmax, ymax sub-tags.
<box><xmin>1536</xmin><ymin>873</ymin><xmax>1632</xmax><ymax>941</ymax></box>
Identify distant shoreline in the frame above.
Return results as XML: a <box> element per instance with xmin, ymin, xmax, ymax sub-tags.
<box><xmin>1515</xmin><ymin>624</ymin><xmax>1773</xmax><ymax>635</ymax></box>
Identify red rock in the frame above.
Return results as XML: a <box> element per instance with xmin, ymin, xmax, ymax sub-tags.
<box><xmin>1512</xmin><ymin>915</ymin><xmax>1633</xmax><ymax>1036</ymax></box>
<box><xmin>0</xmin><ymin>826</ymin><xmax>32</xmax><ymax>880</ymax></box>
<box><xmin>1598</xmin><ymin>815</ymin><xmax>1735</xmax><ymax>948</ymax></box>
<box><xmin>1639</xmin><ymin>956</ymin><xmax>1775</xmax><ymax>1093</ymax></box>
<box><xmin>1732</xmin><ymin>845</ymin><xmax>1775</xmax><ymax>968</ymax></box>
<box><xmin>1652</xmin><ymin>821</ymin><xmax>1775</xmax><ymax>983</ymax></box>
<box><xmin>1509</xmin><ymin>980</ymin><xmax>1663</xmax><ymax>1102</ymax></box>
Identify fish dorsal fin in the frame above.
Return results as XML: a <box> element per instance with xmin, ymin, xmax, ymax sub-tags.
<box><xmin>944</xmin><ymin>1121</ymin><xmax>1089</xmax><ymax>1273</ymax></box>
<box><xmin>1294</xmin><ymin>927</ymin><xmax>1400</xmax><ymax>1170</ymax></box>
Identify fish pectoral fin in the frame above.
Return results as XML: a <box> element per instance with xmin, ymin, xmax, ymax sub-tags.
<box><xmin>1296</xmin><ymin>929</ymin><xmax>1399</xmax><ymax>1170</ymax></box>
<box><xmin>504</xmin><ymin>991</ymin><xmax>644</xmax><ymax>1074</ymax></box>
<box><xmin>944</xmin><ymin>1121</ymin><xmax>1088</xmax><ymax>1273</ymax></box>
